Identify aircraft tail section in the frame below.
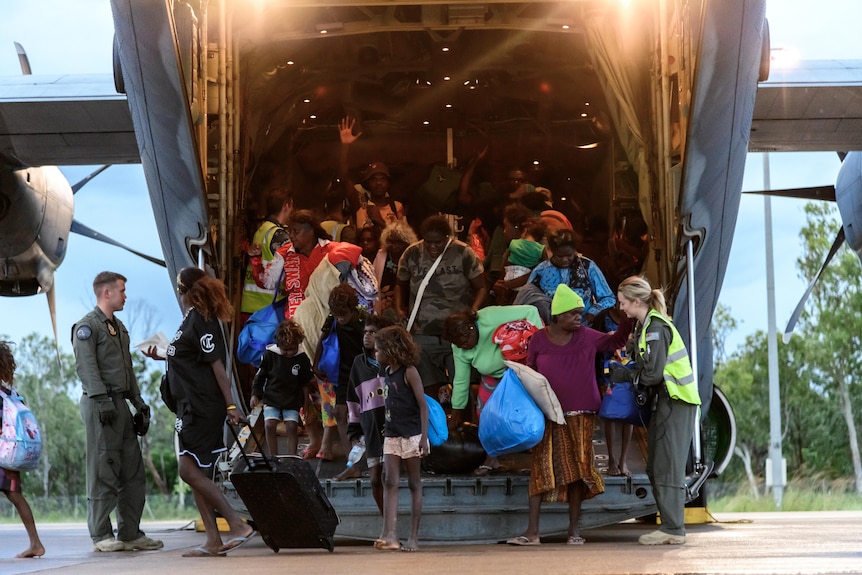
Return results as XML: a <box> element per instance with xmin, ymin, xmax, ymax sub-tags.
<box><xmin>673</xmin><ymin>0</ymin><xmax>767</xmax><ymax>363</ymax></box>
<box><xmin>110</xmin><ymin>0</ymin><xmax>210</xmax><ymax>292</ymax></box>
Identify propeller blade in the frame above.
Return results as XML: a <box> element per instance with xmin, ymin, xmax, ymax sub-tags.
<box><xmin>783</xmin><ymin>227</ymin><xmax>845</xmax><ymax>343</ymax></box>
<box><xmin>71</xmin><ymin>165</ymin><xmax>111</xmax><ymax>194</ymax></box>
<box><xmin>13</xmin><ymin>42</ymin><xmax>31</xmax><ymax>75</ymax></box>
<box><xmin>70</xmin><ymin>220</ymin><xmax>166</xmax><ymax>267</ymax></box>
<box><xmin>46</xmin><ymin>284</ymin><xmax>61</xmax><ymax>367</ymax></box>
<box><xmin>745</xmin><ymin>185</ymin><xmax>836</xmax><ymax>202</ymax></box>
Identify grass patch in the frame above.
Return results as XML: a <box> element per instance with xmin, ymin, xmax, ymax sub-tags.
<box><xmin>0</xmin><ymin>494</ymin><xmax>199</xmax><ymax>523</ymax></box>
<box><xmin>709</xmin><ymin>478</ymin><xmax>862</xmax><ymax>512</ymax></box>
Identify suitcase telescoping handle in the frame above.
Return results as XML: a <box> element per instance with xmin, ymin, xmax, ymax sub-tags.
<box><xmin>226</xmin><ymin>417</ymin><xmax>275</xmax><ymax>471</ymax></box>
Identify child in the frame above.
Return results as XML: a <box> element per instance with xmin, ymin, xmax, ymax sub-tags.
<box><xmin>373</xmin><ymin>326</ymin><xmax>429</xmax><ymax>552</ymax></box>
<box><xmin>250</xmin><ymin>320</ymin><xmax>314</xmax><ymax>456</ymax></box>
<box><xmin>0</xmin><ymin>341</ymin><xmax>45</xmax><ymax>558</ymax></box>
<box><xmin>333</xmin><ymin>315</ymin><xmax>394</xmax><ymax>516</ymax></box>
<box><xmin>313</xmin><ymin>283</ymin><xmax>366</xmax><ymax>460</ymax></box>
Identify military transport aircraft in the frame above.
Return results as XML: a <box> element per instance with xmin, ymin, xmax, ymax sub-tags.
<box><xmin>6</xmin><ymin>0</ymin><xmax>862</xmax><ymax>545</ymax></box>
<box><xmin>0</xmin><ymin>43</ymin><xmax>164</xmax><ymax>351</ymax></box>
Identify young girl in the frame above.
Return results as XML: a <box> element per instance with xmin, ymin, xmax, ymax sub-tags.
<box><xmin>0</xmin><ymin>341</ymin><xmax>45</xmax><ymax>559</ymax></box>
<box><xmin>250</xmin><ymin>320</ymin><xmax>314</xmax><ymax>456</ymax></box>
<box><xmin>373</xmin><ymin>326</ymin><xmax>429</xmax><ymax>552</ymax></box>
<box><xmin>313</xmin><ymin>284</ymin><xmax>366</xmax><ymax>460</ymax></box>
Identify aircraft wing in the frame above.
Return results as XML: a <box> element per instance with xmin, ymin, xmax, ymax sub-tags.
<box><xmin>750</xmin><ymin>60</ymin><xmax>862</xmax><ymax>152</ymax></box>
<box><xmin>0</xmin><ymin>73</ymin><xmax>138</xmax><ymax>166</ymax></box>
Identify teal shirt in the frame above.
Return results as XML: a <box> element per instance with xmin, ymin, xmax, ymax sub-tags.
<box><xmin>451</xmin><ymin>305</ymin><xmax>543</xmax><ymax>410</ymax></box>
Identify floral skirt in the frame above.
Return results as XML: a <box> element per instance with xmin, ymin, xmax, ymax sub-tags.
<box><xmin>528</xmin><ymin>412</ymin><xmax>605</xmax><ymax>502</ymax></box>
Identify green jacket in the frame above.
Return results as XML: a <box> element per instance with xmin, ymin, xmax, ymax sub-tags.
<box><xmin>72</xmin><ymin>307</ymin><xmax>141</xmax><ymax>403</ymax></box>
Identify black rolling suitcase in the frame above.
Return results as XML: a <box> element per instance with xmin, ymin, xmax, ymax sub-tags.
<box><xmin>228</xmin><ymin>422</ymin><xmax>339</xmax><ymax>552</ymax></box>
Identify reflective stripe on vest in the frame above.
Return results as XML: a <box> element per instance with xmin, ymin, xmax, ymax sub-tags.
<box><xmin>639</xmin><ymin>309</ymin><xmax>700</xmax><ymax>405</ymax></box>
<box><xmin>241</xmin><ymin>221</ymin><xmax>281</xmax><ymax>313</ymax></box>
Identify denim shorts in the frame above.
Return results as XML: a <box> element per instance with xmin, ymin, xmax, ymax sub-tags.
<box><xmin>262</xmin><ymin>405</ymin><xmax>301</xmax><ymax>423</ymax></box>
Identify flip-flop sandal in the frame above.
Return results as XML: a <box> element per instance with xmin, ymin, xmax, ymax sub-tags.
<box><xmin>567</xmin><ymin>536</ymin><xmax>586</xmax><ymax>545</ymax></box>
<box><xmin>472</xmin><ymin>464</ymin><xmax>494</xmax><ymax>477</ymax></box>
<box><xmin>301</xmin><ymin>447</ymin><xmax>319</xmax><ymax>459</ymax></box>
<box><xmin>219</xmin><ymin>530</ymin><xmax>258</xmax><ymax>554</ymax></box>
<box><xmin>506</xmin><ymin>535</ymin><xmax>540</xmax><ymax>546</ymax></box>
<box><xmin>374</xmin><ymin>539</ymin><xmax>402</xmax><ymax>551</ymax></box>
<box><xmin>316</xmin><ymin>451</ymin><xmax>333</xmax><ymax>461</ymax></box>
<box><xmin>182</xmin><ymin>546</ymin><xmax>226</xmax><ymax>557</ymax></box>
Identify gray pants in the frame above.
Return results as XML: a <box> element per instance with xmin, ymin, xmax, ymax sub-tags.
<box><xmin>646</xmin><ymin>390</ymin><xmax>697</xmax><ymax>536</ymax></box>
<box><xmin>80</xmin><ymin>393</ymin><xmax>146</xmax><ymax>543</ymax></box>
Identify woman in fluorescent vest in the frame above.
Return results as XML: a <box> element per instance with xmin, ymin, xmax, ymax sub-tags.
<box><xmin>614</xmin><ymin>276</ymin><xmax>700</xmax><ymax>546</ymax></box>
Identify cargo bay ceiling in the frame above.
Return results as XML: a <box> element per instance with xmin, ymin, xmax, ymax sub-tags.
<box><xmin>228</xmin><ymin>2</ymin><xmax>619</xmax><ymax>189</ymax></box>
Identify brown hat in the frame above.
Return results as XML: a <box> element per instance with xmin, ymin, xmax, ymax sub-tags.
<box><xmin>361</xmin><ymin>162</ymin><xmax>390</xmax><ymax>182</ymax></box>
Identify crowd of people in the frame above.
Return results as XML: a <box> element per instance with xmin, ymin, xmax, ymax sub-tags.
<box><xmin>0</xmin><ymin>117</ymin><xmax>698</xmax><ymax>558</ymax></box>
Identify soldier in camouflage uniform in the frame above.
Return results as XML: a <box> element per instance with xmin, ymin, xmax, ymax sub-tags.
<box><xmin>72</xmin><ymin>271</ymin><xmax>162</xmax><ymax>553</ymax></box>
<box><xmin>396</xmin><ymin>215</ymin><xmax>486</xmax><ymax>398</ymax></box>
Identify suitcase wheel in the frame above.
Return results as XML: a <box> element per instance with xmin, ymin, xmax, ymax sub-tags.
<box><xmin>262</xmin><ymin>534</ymin><xmax>279</xmax><ymax>553</ymax></box>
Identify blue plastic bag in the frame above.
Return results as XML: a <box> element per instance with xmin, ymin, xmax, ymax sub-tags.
<box><xmin>425</xmin><ymin>394</ymin><xmax>448</xmax><ymax>447</ymax></box>
<box><xmin>478</xmin><ymin>368</ymin><xmax>545</xmax><ymax>457</ymax></box>
<box><xmin>599</xmin><ymin>381</ymin><xmax>651</xmax><ymax>427</ymax></box>
<box><xmin>237</xmin><ymin>298</ymin><xmax>286</xmax><ymax>367</ymax></box>
<box><xmin>317</xmin><ymin>318</ymin><xmax>341</xmax><ymax>386</ymax></box>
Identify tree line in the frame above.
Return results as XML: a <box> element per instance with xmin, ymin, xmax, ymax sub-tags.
<box><xmin>714</xmin><ymin>203</ymin><xmax>862</xmax><ymax>495</ymax></box>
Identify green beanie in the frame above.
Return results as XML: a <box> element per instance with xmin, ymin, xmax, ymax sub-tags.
<box><xmin>551</xmin><ymin>284</ymin><xmax>585</xmax><ymax>315</ymax></box>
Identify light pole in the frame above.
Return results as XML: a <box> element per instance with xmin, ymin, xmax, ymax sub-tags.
<box><xmin>762</xmin><ymin>152</ymin><xmax>785</xmax><ymax>507</ymax></box>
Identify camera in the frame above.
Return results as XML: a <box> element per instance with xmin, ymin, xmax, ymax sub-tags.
<box><xmin>634</xmin><ymin>386</ymin><xmax>649</xmax><ymax>407</ymax></box>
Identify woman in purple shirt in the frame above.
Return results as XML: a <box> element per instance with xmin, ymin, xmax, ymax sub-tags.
<box><xmin>507</xmin><ymin>285</ymin><xmax>631</xmax><ymax>546</ymax></box>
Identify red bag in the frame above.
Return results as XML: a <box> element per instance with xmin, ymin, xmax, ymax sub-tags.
<box><xmin>492</xmin><ymin>320</ymin><xmax>538</xmax><ymax>363</ymax></box>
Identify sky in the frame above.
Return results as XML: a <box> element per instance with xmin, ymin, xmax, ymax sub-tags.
<box><xmin>0</xmin><ymin>0</ymin><xmax>861</xmax><ymax>355</ymax></box>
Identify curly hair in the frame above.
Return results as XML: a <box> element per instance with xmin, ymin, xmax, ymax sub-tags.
<box><xmin>176</xmin><ymin>267</ymin><xmax>234</xmax><ymax>321</ymax></box>
<box><xmin>0</xmin><ymin>340</ymin><xmax>16</xmax><ymax>384</ymax></box>
<box><xmin>275</xmin><ymin>319</ymin><xmax>305</xmax><ymax>348</ymax></box>
<box><xmin>374</xmin><ymin>326</ymin><xmax>420</xmax><ymax>367</ymax></box>
<box><xmin>441</xmin><ymin>310</ymin><xmax>478</xmax><ymax>345</ymax></box>
<box><xmin>328</xmin><ymin>283</ymin><xmax>359</xmax><ymax>317</ymax></box>
<box><xmin>365</xmin><ymin>314</ymin><xmax>394</xmax><ymax>332</ymax></box>
<box><xmin>380</xmin><ymin>219</ymin><xmax>418</xmax><ymax>249</ymax></box>
<box><xmin>547</xmin><ymin>228</ymin><xmax>579</xmax><ymax>252</ymax></box>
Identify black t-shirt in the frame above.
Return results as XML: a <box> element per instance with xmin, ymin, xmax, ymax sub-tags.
<box><xmin>252</xmin><ymin>349</ymin><xmax>313</xmax><ymax>410</ymax></box>
<box><xmin>320</xmin><ymin>316</ymin><xmax>365</xmax><ymax>387</ymax></box>
<box><xmin>166</xmin><ymin>308</ymin><xmax>227</xmax><ymax>417</ymax></box>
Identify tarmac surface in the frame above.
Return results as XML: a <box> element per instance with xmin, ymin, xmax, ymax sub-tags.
<box><xmin>1</xmin><ymin>511</ymin><xmax>860</xmax><ymax>574</ymax></box>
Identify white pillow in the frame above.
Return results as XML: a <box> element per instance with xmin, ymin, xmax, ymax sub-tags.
<box><xmin>503</xmin><ymin>361</ymin><xmax>565</xmax><ymax>425</ymax></box>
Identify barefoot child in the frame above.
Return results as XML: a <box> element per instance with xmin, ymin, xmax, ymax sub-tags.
<box><xmin>0</xmin><ymin>340</ymin><xmax>46</xmax><ymax>559</ymax></box>
<box><xmin>333</xmin><ymin>315</ymin><xmax>394</xmax><ymax>516</ymax></box>
<box><xmin>250</xmin><ymin>320</ymin><xmax>314</xmax><ymax>456</ymax></box>
<box><xmin>373</xmin><ymin>326</ymin><xmax>429</xmax><ymax>552</ymax></box>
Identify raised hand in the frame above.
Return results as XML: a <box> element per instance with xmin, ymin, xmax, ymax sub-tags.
<box><xmin>339</xmin><ymin>116</ymin><xmax>362</xmax><ymax>145</ymax></box>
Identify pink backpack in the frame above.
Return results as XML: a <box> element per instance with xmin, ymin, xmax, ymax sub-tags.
<box><xmin>0</xmin><ymin>387</ymin><xmax>42</xmax><ymax>471</ymax></box>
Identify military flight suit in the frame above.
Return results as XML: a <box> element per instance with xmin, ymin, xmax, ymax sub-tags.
<box><xmin>73</xmin><ymin>307</ymin><xmax>147</xmax><ymax>545</ymax></box>
<box><xmin>621</xmin><ymin>311</ymin><xmax>699</xmax><ymax>537</ymax></box>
